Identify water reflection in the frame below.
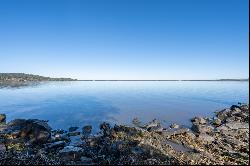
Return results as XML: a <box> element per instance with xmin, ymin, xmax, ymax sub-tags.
<box><xmin>0</xmin><ymin>81</ymin><xmax>248</xmax><ymax>131</ymax></box>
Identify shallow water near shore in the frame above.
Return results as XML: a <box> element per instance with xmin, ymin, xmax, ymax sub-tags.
<box><xmin>0</xmin><ymin>81</ymin><xmax>248</xmax><ymax>132</ymax></box>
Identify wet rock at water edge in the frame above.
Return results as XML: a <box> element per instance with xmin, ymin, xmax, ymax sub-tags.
<box><xmin>143</xmin><ymin>119</ymin><xmax>163</xmax><ymax>132</ymax></box>
<box><xmin>6</xmin><ymin>119</ymin><xmax>52</xmax><ymax>144</ymax></box>
<box><xmin>100</xmin><ymin>122</ymin><xmax>111</xmax><ymax>136</ymax></box>
<box><xmin>191</xmin><ymin>117</ymin><xmax>207</xmax><ymax>125</ymax></box>
<box><xmin>82</xmin><ymin>125</ymin><xmax>92</xmax><ymax>135</ymax></box>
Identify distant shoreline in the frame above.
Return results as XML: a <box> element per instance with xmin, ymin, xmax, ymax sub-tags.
<box><xmin>0</xmin><ymin>73</ymin><xmax>248</xmax><ymax>83</ymax></box>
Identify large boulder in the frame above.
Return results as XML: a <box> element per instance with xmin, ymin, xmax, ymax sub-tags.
<box><xmin>6</xmin><ymin>119</ymin><xmax>52</xmax><ymax>144</ymax></box>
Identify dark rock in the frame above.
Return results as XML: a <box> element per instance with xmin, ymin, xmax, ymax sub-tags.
<box><xmin>6</xmin><ymin>119</ymin><xmax>52</xmax><ymax>144</ymax></box>
<box><xmin>143</xmin><ymin>119</ymin><xmax>164</xmax><ymax>132</ymax></box>
<box><xmin>147</xmin><ymin>125</ymin><xmax>164</xmax><ymax>132</ymax></box>
<box><xmin>131</xmin><ymin>147</ymin><xmax>145</xmax><ymax>155</ymax></box>
<box><xmin>80</xmin><ymin>156</ymin><xmax>93</xmax><ymax>165</ymax></box>
<box><xmin>216</xmin><ymin>108</ymin><xmax>232</xmax><ymax>122</ymax></box>
<box><xmin>230</xmin><ymin>105</ymin><xmax>241</xmax><ymax>110</ymax></box>
<box><xmin>100</xmin><ymin>122</ymin><xmax>111</xmax><ymax>136</ymax></box>
<box><xmin>59</xmin><ymin>146</ymin><xmax>82</xmax><ymax>161</ymax></box>
<box><xmin>0</xmin><ymin>143</ymin><xmax>6</xmax><ymax>152</ymax></box>
<box><xmin>46</xmin><ymin>141</ymin><xmax>66</xmax><ymax>149</ymax></box>
<box><xmin>82</xmin><ymin>125</ymin><xmax>92</xmax><ymax>135</ymax></box>
<box><xmin>67</xmin><ymin>132</ymin><xmax>81</xmax><ymax>137</ymax></box>
<box><xmin>69</xmin><ymin>127</ymin><xmax>78</xmax><ymax>132</ymax></box>
<box><xmin>52</xmin><ymin>129</ymin><xmax>66</xmax><ymax>134</ymax></box>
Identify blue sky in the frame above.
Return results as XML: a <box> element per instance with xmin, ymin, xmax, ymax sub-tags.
<box><xmin>0</xmin><ymin>0</ymin><xmax>249</xmax><ymax>80</ymax></box>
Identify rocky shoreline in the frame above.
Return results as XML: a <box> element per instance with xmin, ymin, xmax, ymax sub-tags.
<box><xmin>0</xmin><ymin>104</ymin><xmax>249</xmax><ymax>165</ymax></box>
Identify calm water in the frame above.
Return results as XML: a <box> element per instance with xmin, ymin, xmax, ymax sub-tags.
<box><xmin>0</xmin><ymin>81</ymin><xmax>249</xmax><ymax>132</ymax></box>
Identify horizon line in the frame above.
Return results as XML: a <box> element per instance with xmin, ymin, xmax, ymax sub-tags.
<box><xmin>75</xmin><ymin>79</ymin><xmax>249</xmax><ymax>81</ymax></box>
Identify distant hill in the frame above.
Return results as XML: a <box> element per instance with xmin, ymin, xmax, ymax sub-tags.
<box><xmin>0</xmin><ymin>73</ymin><xmax>77</xmax><ymax>83</ymax></box>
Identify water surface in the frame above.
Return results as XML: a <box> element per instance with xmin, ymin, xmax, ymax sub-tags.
<box><xmin>0</xmin><ymin>81</ymin><xmax>248</xmax><ymax>132</ymax></box>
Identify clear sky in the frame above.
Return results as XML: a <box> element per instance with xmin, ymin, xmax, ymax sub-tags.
<box><xmin>0</xmin><ymin>0</ymin><xmax>249</xmax><ymax>80</ymax></box>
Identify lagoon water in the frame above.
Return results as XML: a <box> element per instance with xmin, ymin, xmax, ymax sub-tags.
<box><xmin>0</xmin><ymin>81</ymin><xmax>249</xmax><ymax>132</ymax></box>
